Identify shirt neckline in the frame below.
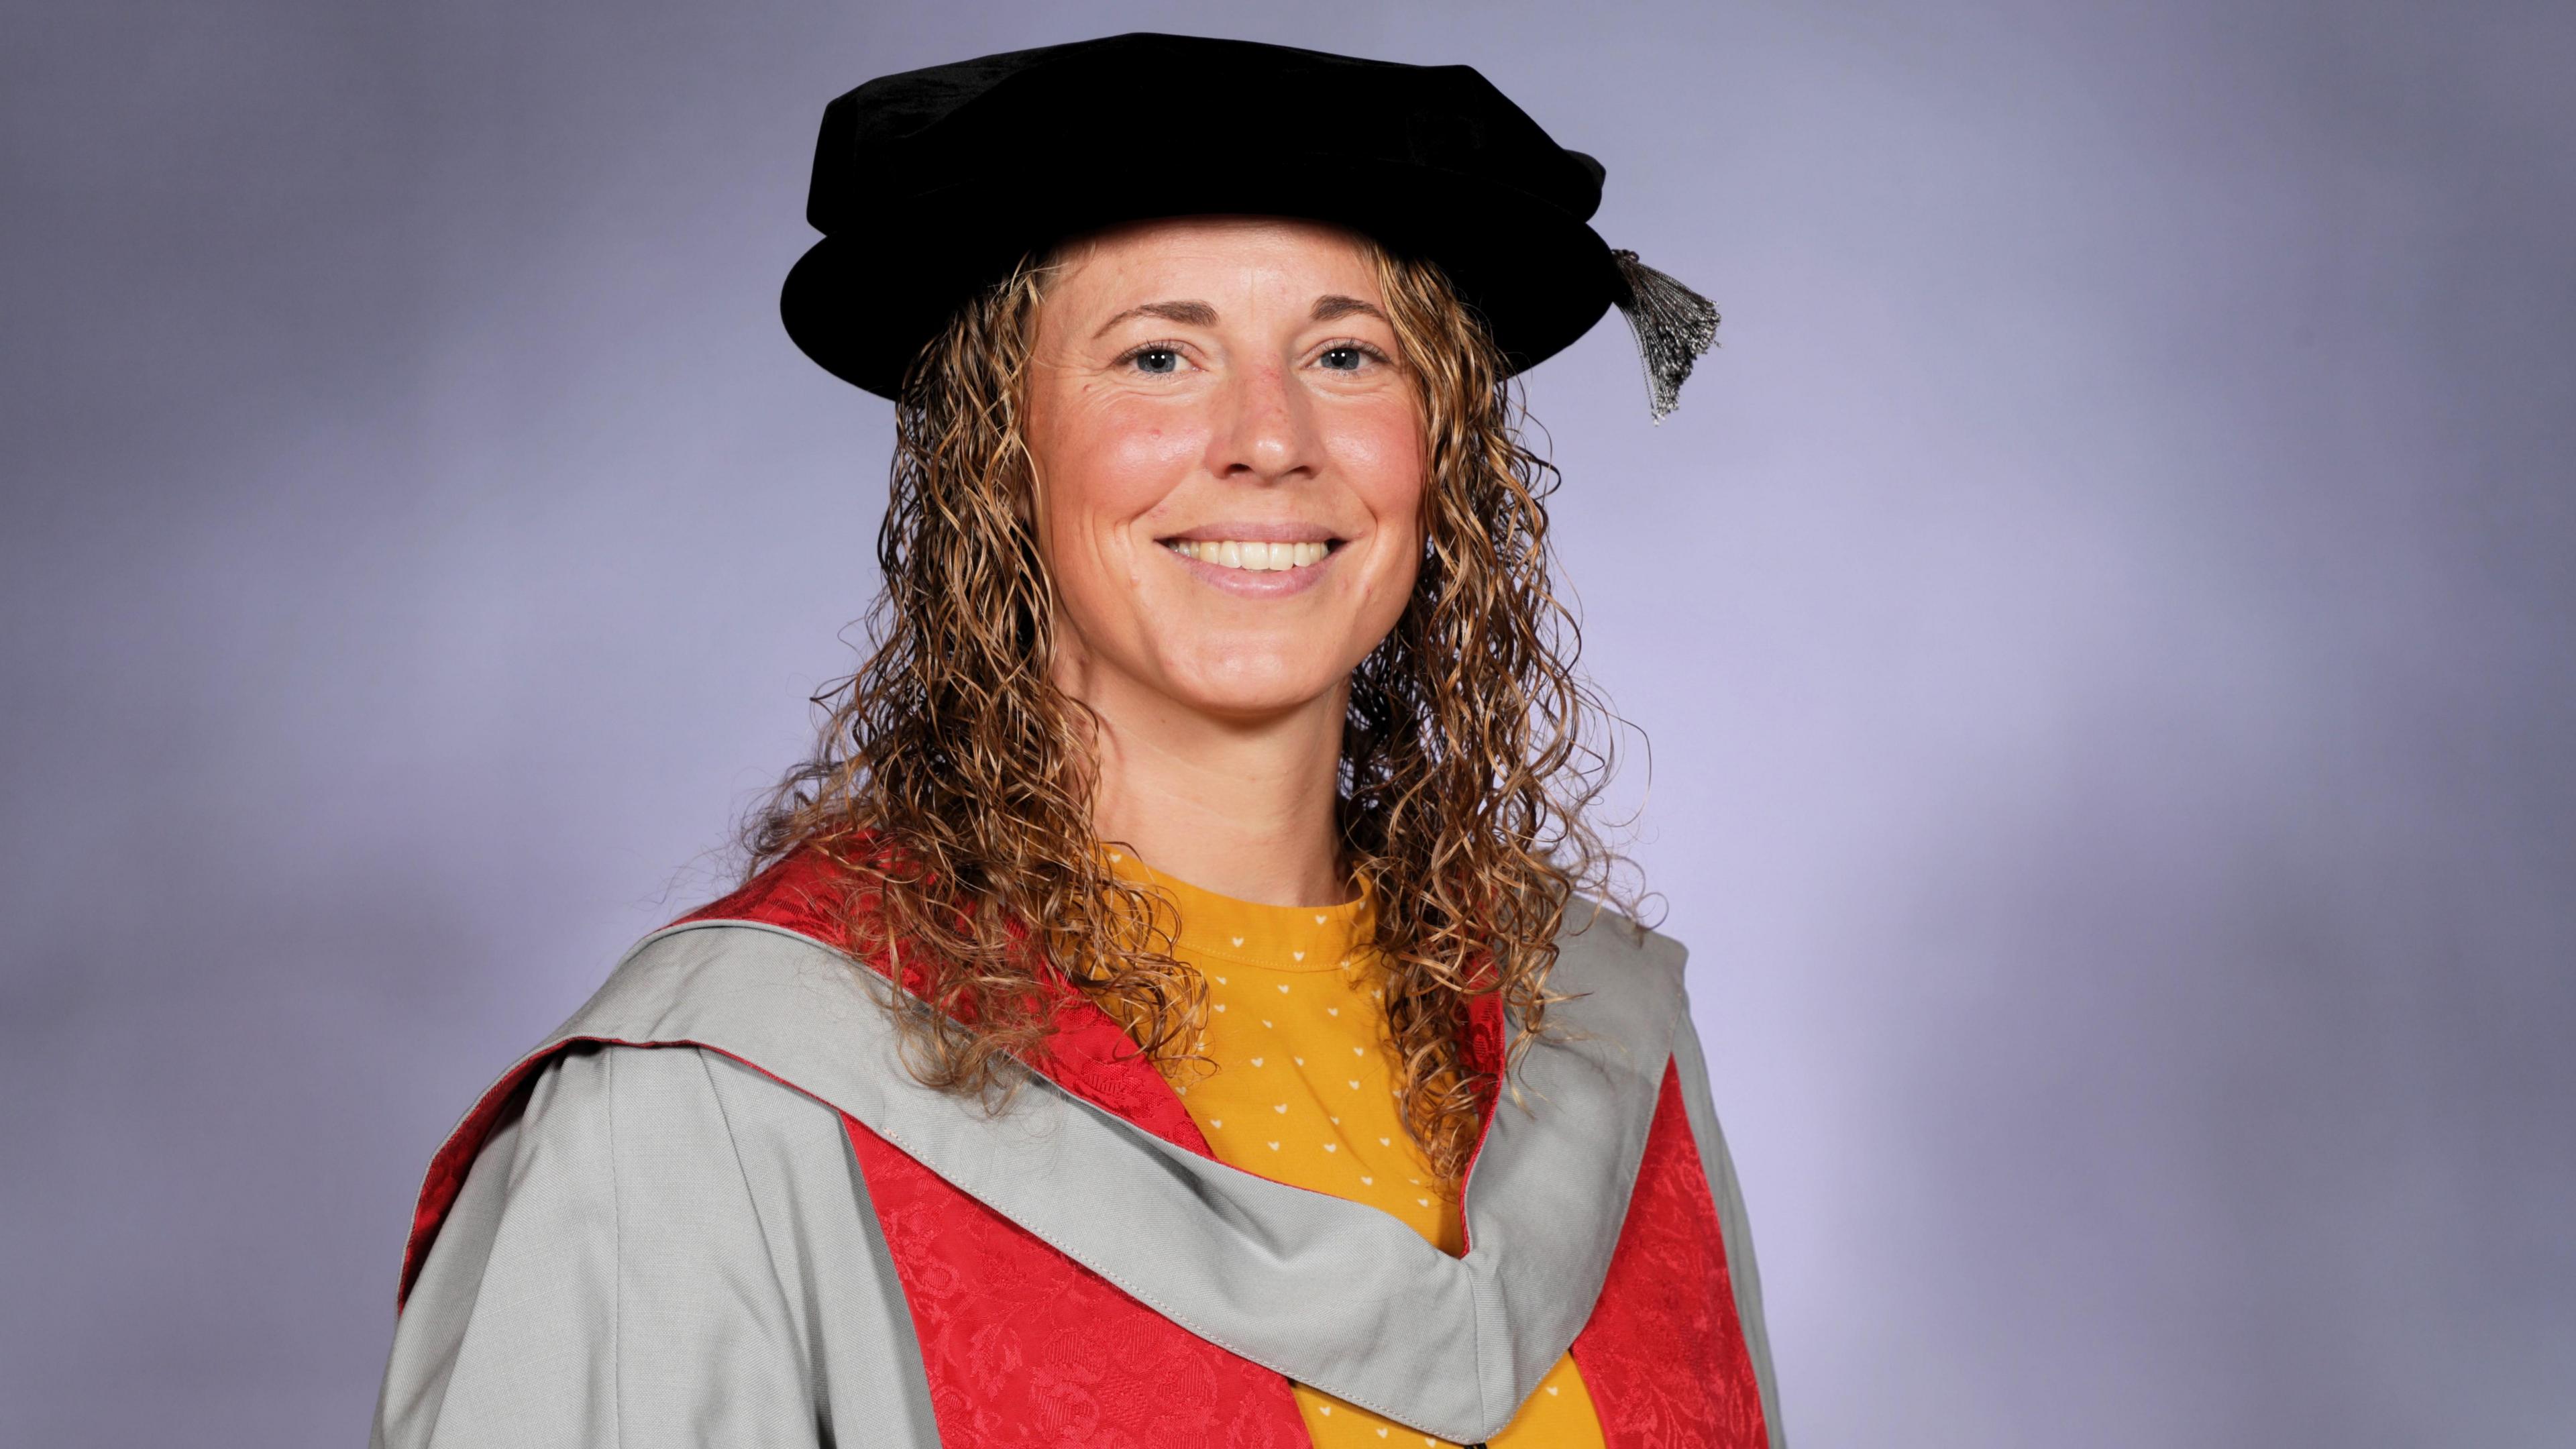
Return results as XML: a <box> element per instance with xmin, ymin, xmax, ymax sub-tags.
<box><xmin>1104</xmin><ymin>848</ymin><xmax>1375</xmax><ymax>973</ymax></box>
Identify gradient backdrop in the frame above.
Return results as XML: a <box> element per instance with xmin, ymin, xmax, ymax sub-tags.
<box><xmin>5</xmin><ymin>1</ymin><xmax>2571</xmax><ymax>1444</ymax></box>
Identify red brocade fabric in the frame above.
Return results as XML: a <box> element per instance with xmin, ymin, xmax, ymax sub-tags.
<box><xmin>674</xmin><ymin>847</ymin><xmax>854</xmax><ymax>944</ymax></box>
<box><xmin>845</xmin><ymin>1114</ymin><xmax>1311</xmax><ymax>1449</ymax></box>
<box><xmin>1568</xmin><ymin>1065</ymin><xmax>1770</xmax><ymax>1448</ymax></box>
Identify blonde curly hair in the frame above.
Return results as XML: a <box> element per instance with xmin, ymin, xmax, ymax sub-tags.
<box><xmin>744</xmin><ymin>233</ymin><xmax>1634</xmax><ymax>1183</ymax></box>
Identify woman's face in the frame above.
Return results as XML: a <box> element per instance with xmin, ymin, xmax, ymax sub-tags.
<box><xmin>1024</xmin><ymin>216</ymin><xmax>1425</xmax><ymax>726</ymax></box>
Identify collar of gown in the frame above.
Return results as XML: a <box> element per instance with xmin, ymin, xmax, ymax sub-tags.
<box><xmin>441</xmin><ymin>894</ymin><xmax>1685</xmax><ymax>1444</ymax></box>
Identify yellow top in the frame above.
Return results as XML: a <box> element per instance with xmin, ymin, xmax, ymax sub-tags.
<box><xmin>1109</xmin><ymin>851</ymin><xmax>1605</xmax><ymax>1449</ymax></box>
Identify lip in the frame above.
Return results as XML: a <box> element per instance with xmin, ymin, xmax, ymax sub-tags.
<box><xmin>1161</xmin><ymin>537</ymin><xmax>1343</xmax><ymax>598</ymax></box>
<box><xmin>1157</xmin><ymin>521</ymin><xmax>1342</xmax><ymax>545</ymax></box>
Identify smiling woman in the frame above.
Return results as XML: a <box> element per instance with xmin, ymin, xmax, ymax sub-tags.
<box><xmin>372</xmin><ymin>32</ymin><xmax>1778</xmax><ymax>1449</ymax></box>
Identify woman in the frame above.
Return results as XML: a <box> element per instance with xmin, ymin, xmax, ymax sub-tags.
<box><xmin>373</xmin><ymin>32</ymin><xmax>1782</xmax><ymax>1449</ymax></box>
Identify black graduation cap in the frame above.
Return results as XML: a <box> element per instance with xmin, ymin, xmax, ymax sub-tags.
<box><xmin>781</xmin><ymin>32</ymin><xmax>1719</xmax><ymax>419</ymax></box>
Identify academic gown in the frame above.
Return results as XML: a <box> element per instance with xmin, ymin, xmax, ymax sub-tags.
<box><xmin>370</xmin><ymin>861</ymin><xmax>1786</xmax><ymax>1448</ymax></box>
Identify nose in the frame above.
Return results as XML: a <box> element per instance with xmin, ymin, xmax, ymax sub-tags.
<box><xmin>1205</xmin><ymin>356</ymin><xmax>1320</xmax><ymax>486</ymax></box>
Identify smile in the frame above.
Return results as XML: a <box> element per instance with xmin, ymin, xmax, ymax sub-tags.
<box><xmin>1163</xmin><ymin>539</ymin><xmax>1335</xmax><ymax>572</ymax></box>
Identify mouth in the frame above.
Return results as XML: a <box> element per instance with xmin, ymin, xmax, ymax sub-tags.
<box><xmin>1160</xmin><ymin>537</ymin><xmax>1339</xmax><ymax>573</ymax></box>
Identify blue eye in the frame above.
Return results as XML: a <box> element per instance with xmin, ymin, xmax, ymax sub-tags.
<box><xmin>1320</xmin><ymin>345</ymin><xmax>1364</xmax><ymax>371</ymax></box>
<box><xmin>1130</xmin><ymin>346</ymin><xmax>1181</xmax><ymax>374</ymax></box>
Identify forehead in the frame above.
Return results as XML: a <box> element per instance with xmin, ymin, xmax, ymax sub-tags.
<box><xmin>1040</xmin><ymin>216</ymin><xmax>1384</xmax><ymax>314</ymax></box>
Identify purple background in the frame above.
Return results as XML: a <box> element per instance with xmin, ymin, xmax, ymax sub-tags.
<box><xmin>5</xmin><ymin>2</ymin><xmax>2571</xmax><ymax>1444</ymax></box>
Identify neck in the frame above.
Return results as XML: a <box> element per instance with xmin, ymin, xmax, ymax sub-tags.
<box><xmin>1064</xmin><ymin>665</ymin><xmax>1352</xmax><ymax>909</ymax></box>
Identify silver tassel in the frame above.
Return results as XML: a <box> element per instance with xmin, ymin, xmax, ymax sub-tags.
<box><xmin>1610</xmin><ymin>248</ymin><xmax>1720</xmax><ymax>423</ymax></box>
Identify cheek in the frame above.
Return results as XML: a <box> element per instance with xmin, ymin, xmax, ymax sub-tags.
<box><xmin>1034</xmin><ymin>394</ymin><xmax>1204</xmax><ymax>619</ymax></box>
<box><xmin>1045</xmin><ymin>394</ymin><xmax>1201</xmax><ymax>527</ymax></box>
<box><xmin>1334</xmin><ymin>399</ymin><xmax>1429</xmax><ymax>561</ymax></box>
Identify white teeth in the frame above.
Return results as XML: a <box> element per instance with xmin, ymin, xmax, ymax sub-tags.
<box><xmin>1168</xmin><ymin>539</ymin><xmax>1332</xmax><ymax>572</ymax></box>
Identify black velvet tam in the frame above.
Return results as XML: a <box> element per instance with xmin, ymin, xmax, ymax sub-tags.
<box><xmin>780</xmin><ymin>32</ymin><xmax>1633</xmax><ymax>400</ymax></box>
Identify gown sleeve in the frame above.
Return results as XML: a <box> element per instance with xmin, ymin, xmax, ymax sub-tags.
<box><xmin>370</xmin><ymin>1042</ymin><xmax>941</xmax><ymax>1448</ymax></box>
<box><xmin>1670</xmin><ymin>1001</ymin><xmax>1790</xmax><ymax>1449</ymax></box>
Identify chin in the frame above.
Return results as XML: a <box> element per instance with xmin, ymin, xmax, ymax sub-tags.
<box><xmin>1161</xmin><ymin>648</ymin><xmax>1349</xmax><ymax>720</ymax></box>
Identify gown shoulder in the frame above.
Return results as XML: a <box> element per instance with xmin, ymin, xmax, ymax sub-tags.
<box><xmin>372</xmin><ymin>1040</ymin><xmax>938</xmax><ymax>1449</ymax></box>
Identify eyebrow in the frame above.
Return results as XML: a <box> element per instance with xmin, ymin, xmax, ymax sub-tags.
<box><xmin>1092</xmin><ymin>300</ymin><xmax>1218</xmax><ymax>338</ymax></box>
<box><xmin>1311</xmin><ymin>294</ymin><xmax>1389</xmax><ymax>325</ymax></box>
